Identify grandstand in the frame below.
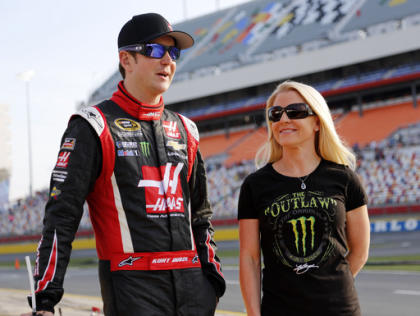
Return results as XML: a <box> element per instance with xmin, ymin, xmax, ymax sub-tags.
<box><xmin>88</xmin><ymin>0</ymin><xmax>420</xmax><ymax>105</ymax></box>
<box><xmin>84</xmin><ymin>0</ymin><xmax>420</xmax><ymax>220</ymax></box>
<box><xmin>0</xmin><ymin>103</ymin><xmax>11</xmax><ymax>212</ymax></box>
<box><xmin>1</xmin><ymin>0</ymin><xmax>420</xmax><ymax>238</ymax></box>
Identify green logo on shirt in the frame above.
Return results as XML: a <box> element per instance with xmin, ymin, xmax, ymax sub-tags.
<box><xmin>140</xmin><ymin>142</ymin><xmax>150</xmax><ymax>157</ymax></box>
<box><xmin>265</xmin><ymin>192</ymin><xmax>337</xmax><ymax>217</ymax></box>
<box><xmin>288</xmin><ymin>216</ymin><xmax>315</xmax><ymax>256</ymax></box>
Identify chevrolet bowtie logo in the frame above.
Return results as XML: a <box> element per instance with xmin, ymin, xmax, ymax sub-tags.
<box><xmin>167</xmin><ymin>141</ymin><xmax>186</xmax><ymax>151</ymax></box>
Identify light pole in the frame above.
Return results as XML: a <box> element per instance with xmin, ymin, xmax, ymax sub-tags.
<box><xmin>183</xmin><ymin>0</ymin><xmax>188</xmax><ymax>20</ymax></box>
<box><xmin>17</xmin><ymin>70</ymin><xmax>35</xmax><ymax>198</ymax></box>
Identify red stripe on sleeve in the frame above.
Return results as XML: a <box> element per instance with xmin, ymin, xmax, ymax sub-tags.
<box><xmin>178</xmin><ymin>114</ymin><xmax>199</xmax><ymax>182</ymax></box>
<box><xmin>36</xmin><ymin>230</ymin><xmax>58</xmax><ymax>292</ymax></box>
<box><xmin>206</xmin><ymin>232</ymin><xmax>224</xmax><ymax>278</ymax></box>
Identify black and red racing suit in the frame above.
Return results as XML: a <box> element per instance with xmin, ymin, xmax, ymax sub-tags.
<box><xmin>29</xmin><ymin>82</ymin><xmax>226</xmax><ymax>315</ymax></box>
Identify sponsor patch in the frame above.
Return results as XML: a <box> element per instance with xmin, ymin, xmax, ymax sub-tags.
<box><xmin>61</xmin><ymin>138</ymin><xmax>76</xmax><ymax>150</ymax></box>
<box><xmin>115</xmin><ymin>118</ymin><xmax>141</xmax><ymax>131</ymax></box>
<box><xmin>116</xmin><ymin>131</ymin><xmax>143</xmax><ymax>138</ymax></box>
<box><xmin>168</xmin><ymin>152</ymin><xmax>187</xmax><ymax>160</ymax></box>
<box><xmin>139</xmin><ymin>142</ymin><xmax>151</xmax><ymax>157</ymax></box>
<box><xmin>50</xmin><ymin>186</ymin><xmax>61</xmax><ymax>199</ymax></box>
<box><xmin>166</xmin><ymin>140</ymin><xmax>186</xmax><ymax>151</ymax></box>
<box><xmin>56</xmin><ymin>152</ymin><xmax>70</xmax><ymax>168</ymax></box>
<box><xmin>116</xmin><ymin>141</ymin><xmax>138</xmax><ymax>149</ymax></box>
<box><xmin>163</xmin><ymin>121</ymin><xmax>181</xmax><ymax>139</ymax></box>
<box><xmin>141</xmin><ymin>112</ymin><xmax>161</xmax><ymax>119</ymax></box>
<box><xmin>117</xmin><ymin>149</ymin><xmax>140</xmax><ymax>157</ymax></box>
<box><xmin>79</xmin><ymin>107</ymin><xmax>105</xmax><ymax>136</ymax></box>
<box><xmin>52</xmin><ymin>170</ymin><xmax>67</xmax><ymax>182</ymax></box>
<box><xmin>118</xmin><ymin>256</ymin><xmax>142</xmax><ymax>267</ymax></box>
<box><xmin>138</xmin><ymin>163</ymin><xmax>184</xmax><ymax>214</ymax></box>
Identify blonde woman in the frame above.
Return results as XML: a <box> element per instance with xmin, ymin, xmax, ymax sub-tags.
<box><xmin>238</xmin><ymin>81</ymin><xmax>370</xmax><ymax>316</ymax></box>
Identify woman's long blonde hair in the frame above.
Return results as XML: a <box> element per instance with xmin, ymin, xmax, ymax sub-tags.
<box><xmin>255</xmin><ymin>80</ymin><xmax>356</xmax><ymax>169</ymax></box>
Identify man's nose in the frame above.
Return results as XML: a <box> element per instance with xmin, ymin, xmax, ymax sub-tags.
<box><xmin>160</xmin><ymin>51</ymin><xmax>173</xmax><ymax>64</ymax></box>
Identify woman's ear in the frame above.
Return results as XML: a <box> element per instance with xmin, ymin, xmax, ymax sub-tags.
<box><xmin>314</xmin><ymin>117</ymin><xmax>320</xmax><ymax>132</ymax></box>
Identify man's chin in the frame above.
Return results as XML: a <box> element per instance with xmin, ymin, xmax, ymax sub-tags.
<box><xmin>155</xmin><ymin>83</ymin><xmax>171</xmax><ymax>95</ymax></box>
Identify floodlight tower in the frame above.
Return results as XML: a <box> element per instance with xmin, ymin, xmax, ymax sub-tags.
<box><xmin>17</xmin><ymin>70</ymin><xmax>35</xmax><ymax>198</ymax></box>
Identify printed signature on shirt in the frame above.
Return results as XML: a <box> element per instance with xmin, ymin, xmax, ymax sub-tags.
<box><xmin>293</xmin><ymin>263</ymin><xmax>319</xmax><ymax>274</ymax></box>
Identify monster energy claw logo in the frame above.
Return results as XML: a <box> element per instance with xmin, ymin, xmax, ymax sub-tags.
<box><xmin>140</xmin><ymin>142</ymin><xmax>150</xmax><ymax>157</ymax></box>
<box><xmin>288</xmin><ymin>216</ymin><xmax>315</xmax><ymax>256</ymax></box>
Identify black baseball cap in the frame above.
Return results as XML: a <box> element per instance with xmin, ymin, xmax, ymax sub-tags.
<box><xmin>118</xmin><ymin>13</ymin><xmax>194</xmax><ymax>50</ymax></box>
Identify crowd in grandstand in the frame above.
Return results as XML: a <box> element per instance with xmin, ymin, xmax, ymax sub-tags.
<box><xmin>1</xmin><ymin>190</ymin><xmax>47</xmax><ymax>237</ymax></box>
<box><xmin>1</xmin><ymin>122</ymin><xmax>419</xmax><ymax>237</ymax></box>
<box><xmin>0</xmin><ymin>188</ymin><xmax>91</xmax><ymax>238</ymax></box>
<box><xmin>355</xmin><ymin>122</ymin><xmax>420</xmax><ymax>206</ymax></box>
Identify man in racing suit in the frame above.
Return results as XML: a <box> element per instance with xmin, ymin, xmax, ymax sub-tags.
<box><xmin>23</xmin><ymin>13</ymin><xmax>226</xmax><ymax>316</ymax></box>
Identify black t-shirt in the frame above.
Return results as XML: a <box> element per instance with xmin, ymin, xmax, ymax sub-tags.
<box><xmin>238</xmin><ymin>160</ymin><xmax>367</xmax><ymax>316</ymax></box>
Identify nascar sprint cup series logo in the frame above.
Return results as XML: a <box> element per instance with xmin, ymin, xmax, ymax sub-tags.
<box><xmin>267</xmin><ymin>191</ymin><xmax>337</xmax><ymax>274</ymax></box>
<box><xmin>115</xmin><ymin>118</ymin><xmax>141</xmax><ymax>131</ymax></box>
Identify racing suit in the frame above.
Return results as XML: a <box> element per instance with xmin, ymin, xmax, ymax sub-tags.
<box><xmin>29</xmin><ymin>81</ymin><xmax>226</xmax><ymax>315</ymax></box>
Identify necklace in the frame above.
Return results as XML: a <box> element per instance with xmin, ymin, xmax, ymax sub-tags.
<box><xmin>299</xmin><ymin>174</ymin><xmax>310</xmax><ymax>190</ymax></box>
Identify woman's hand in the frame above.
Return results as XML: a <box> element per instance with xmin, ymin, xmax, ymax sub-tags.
<box><xmin>239</xmin><ymin>219</ymin><xmax>262</xmax><ymax>316</ymax></box>
<box><xmin>346</xmin><ymin>205</ymin><xmax>370</xmax><ymax>277</ymax></box>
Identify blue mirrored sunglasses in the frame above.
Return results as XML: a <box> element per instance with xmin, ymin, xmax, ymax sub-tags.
<box><xmin>119</xmin><ymin>43</ymin><xmax>181</xmax><ymax>61</ymax></box>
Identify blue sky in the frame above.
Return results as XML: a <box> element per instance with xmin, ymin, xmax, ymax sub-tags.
<box><xmin>0</xmin><ymin>0</ymin><xmax>249</xmax><ymax>200</ymax></box>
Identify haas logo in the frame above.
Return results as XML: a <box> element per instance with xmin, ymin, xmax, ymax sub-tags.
<box><xmin>138</xmin><ymin>163</ymin><xmax>184</xmax><ymax>213</ymax></box>
<box><xmin>56</xmin><ymin>152</ymin><xmax>71</xmax><ymax>168</ymax></box>
<box><xmin>162</xmin><ymin>121</ymin><xmax>181</xmax><ymax>139</ymax></box>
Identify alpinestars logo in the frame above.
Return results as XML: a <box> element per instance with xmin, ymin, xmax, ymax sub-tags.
<box><xmin>162</xmin><ymin>121</ymin><xmax>181</xmax><ymax>139</ymax></box>
<box><xmin>138</xmin><ymin>162</ymin><xmax>184</xmax><ymax>213</ymax></box>
<box><xmin>118</xmin><ymin>256</ymin><xmax>142</xmax><ymax>267</ymax></box>
<box><xmin>81</xmin><ymin>108</ymin><xmax>103</xmax><ymax>129</ymax></box>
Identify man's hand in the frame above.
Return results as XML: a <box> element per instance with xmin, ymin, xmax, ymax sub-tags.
<box><xmin>20</xmin><ymin>311</ymin><xmax>54</xmax><ymax>316</ymax></box>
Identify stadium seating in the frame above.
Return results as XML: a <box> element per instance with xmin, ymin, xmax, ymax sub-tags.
<box><xmin>2</xmin><ymin>112</ymin><xmax>418</xmax><ymax>238</ymax></box>
<box><xmin>2</xmin><ymin>0</ymin><xmax>420</xmax><ymax>237</ymax></box>
<box><xmin>207</xmin><ymin>126</ymin><xmax>420</xmax><ymax>218</ymax></box>
<box><xmin>336</xmin><ymin>100</ymin><xmax>420</xmax><ymax>147</ymax></box>
<box><xmin>200</xmin><ymin>129</ymin><xmax>254</xmax><ymax>159</ymax></box>
<box><xmin>178</xmin><ymin>61</ymin><xmax>420</xmax><ymax>121</ymax></box>
<box><xmin>0</xmin><ymin>191</ymin><xmax>47</xmax><ymax>237</ymax></box>
<box><xmin>175</xmin><ymin>0</ymin><xmax>419</xmax><ymax>75</ymax></box>
<box><xmin>342</xmin><ymin>0</ymin><xmax>420</xmax><ymax>34</ymax></box>
<box><xmin>87</xmin><ymin>0</ymin><xmax>420</xmax><ymax>106</ymax></box>
<box><xmin>0</xmin><ymin>189</ymin><xmax>91</xmax><ymax>238</ymax></box>
<box><xmin>223</xmin><ymin>127</ymin><xmax>267</xmax><ymax>165</ymax></box>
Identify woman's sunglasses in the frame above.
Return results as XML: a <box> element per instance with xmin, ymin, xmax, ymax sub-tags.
<box><xmin>119</xmin><ymin>43</ymin><xmax>181</xmax><ymax>61</ymax></box>
<box><xmin>268</xmin><ymin>103</ymin><xmax>315</xmax><ymax>122</ymax></box>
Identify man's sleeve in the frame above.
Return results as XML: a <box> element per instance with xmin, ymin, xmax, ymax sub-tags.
<box><xmin>29</xmin><ymin>117</ymin><xmax>102</xmax><ymax>312</ymax></box>
<box><xmin>189</xmin><ymin>149</ymin><xmax>226</xmax><ymax>298</ymax></box>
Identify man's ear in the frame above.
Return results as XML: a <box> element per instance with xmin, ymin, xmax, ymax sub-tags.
<box><xmin>119</xmin><ymin>51</ymin><xmax>132</xmax><ymax>74</ymax></box>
